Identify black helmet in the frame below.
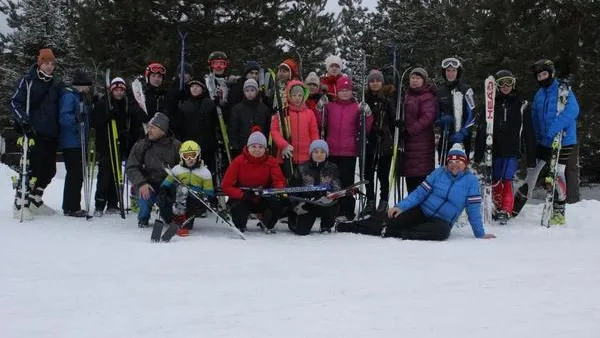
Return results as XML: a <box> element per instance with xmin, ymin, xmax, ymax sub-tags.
<box><xmin>495</xmin><ymin>69</ymin><xmax>514</xmax><ymax>79</ymax></box>
<box><xmin>531</xmin><ymin>59</ymin><xmax>555</xmax><ymax>75</ymax></box>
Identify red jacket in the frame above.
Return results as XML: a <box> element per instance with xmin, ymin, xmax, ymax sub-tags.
<box><xmin>320</xmin><ymin>74</ymin><xmax>342</xmax><ymax>99</ymax></box>
<box><xmin>324</xmin><ymin>98</ymin><xmax>374</xmax><ymax>157</ymax></box>
<box><xmin>270</xmin><ymin>80</ymin><xmax>319</xmax><ymax>164</ymax></box>
<box><xmin>221</xmin><ymin>147</ymin><xmax>286</xmax><ymax>200</ymax></box>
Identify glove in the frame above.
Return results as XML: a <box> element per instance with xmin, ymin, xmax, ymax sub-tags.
<box><xmin>438</xmin><ymin>115</ymin><xmax>454</xmax><ymax>128</ymax></box>
<box><xmin>450</xmin><ymin>129</ymin><xmax>468</xmax><ymax>144</ymax></box>
<box><xmin>282</xmin><ymin>145</ymin><xmax>294</xmax><ymax>159</ymax></box>
<box><xmin>359</xmin><ymin>102</ymin><xmax>372</xmax><ymax>116</ymax></box>
<box><xmin>242</xmin><ymin>190</ymin><xmax>257</xmax><ymax>201</ymax></box>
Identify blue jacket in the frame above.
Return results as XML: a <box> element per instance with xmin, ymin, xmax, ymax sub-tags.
<box><xmin>395</xmin><ymin>167</ymin><xmax>485</xmax><ymax>238</ymax></box>
<box><xmin>58</xmin><ymin>88</ymin><xmax>89</xmax><ymax>149</ymax></box>
<box><xmin>532</xmin><ymin>79</ymin><xmax>579</xmax><ymax>147</ymax></box>
<box><xmin>9</xmin><ymin>64</ymin><xmax>61</xmax><ymax>137</ymax></box>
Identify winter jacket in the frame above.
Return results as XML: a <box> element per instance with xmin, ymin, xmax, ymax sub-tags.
<box><xmin>324</xmin><ymin>98</ymin><xmax>374</xmax><ymax>157</ymax></box>
<box><xmin>531</xmin><ymin>79</ymin><xmax>579</xmax><ymax>147</ymax></box>
<box><xmin>270</xmin><ymin>80</ymin><xmax>319</xmax><ymax>164</ymax></box>
<box><xmin>161</xmin><ymin>162</ymin><xmax>214</xmax><ymax>197</ymax></box>
<box><xmin>365</xmin><ymin>87</ymin><xmax>396</xmax><ymax>156</ymax></box>
<box><xmin>306</xmin><ymin>92</ymin><xmax>323</xmax><ymax>123</ymax></box>
<box><xmin>294</xmin><ymin>160</ymin><xmax>342</xmax><ymax>192</ymax></box>
<box><xmin>396</xmin><ymin>166</ymin><xmax>485</xmax><ymax>238</ymax></box>
<box><xmin>130</xmin><ymin>84</ymin><xmax>170</xmax><ymax>125</ymax></box>
<box><xmin>403</xmin><ymin>84</ymin><xmax>437</xmax><ymax>177</ymax></box>
<box><xmin>92</xmin><ymin>94</ymin><xmax>137</xmax><ymax>160</ymax></box>
<box><xmin>10</xmin><ymin>64</ymin><xmax>62</xmax><ymax>138</ymax></box>
<box><xmin>320</xmin><ymin>74</ymin><xmax>342</xmax><ymax>100</ymax></box>
<box><xmin>174</xmin><ymin>92</ymin><xmax>218</xmax><ymax>153</ymax></box>
<box><xmin>436</xmin><ymin>80</ymin><xmax>475</xmax><ymax>136</ymax></box>
<box><xmin>221</xmin><ymin>147</ymin><xmax>286</xmax><ymax>200</ymax></box>
<box><xmin>474</xmin><ymin>91</ymin><xmax>526</xmax><ymax>162</ymax></box>
<box><xmin>126</xmin><ymin>135</ymin><xmax>181</xmax><ymax>189</ymax></box>
<box><xmin>58</xmin><ymin>88</ymin><xmax>89</xmax><ymax>150</ymax></box>
<box><xmin>229</xmin><ymin>96</ymin><xmax>270</xmax><ymax>153</ymax></box>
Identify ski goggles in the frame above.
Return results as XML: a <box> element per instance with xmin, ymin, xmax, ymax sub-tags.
<box><xmin>496</xmin><ymin>76</ymin><xmax>516</xmax><ymax>88</ymax></box>
<box><xmin>441</xmin><ymin>57</ymin><xmax>461</xmax><ymax>69</ymax></box>
<box><xmin>180</xmin><ymin>151</ymin><xmax>199</xmax><ymax>161</ymax></box>
<box><xmin>147</xmin><ymin>64</ymin><xmax>166</xmax><ymax>75</ymax></box>
<box><xmin>210</xmin><ymin>60</ymin><xmax>228</xmax><ymax>69</ymax></box>
<box><xmin>110</xmin><ymin>82</ymin><xmax>126</xmax><ymax>92</ymax></box>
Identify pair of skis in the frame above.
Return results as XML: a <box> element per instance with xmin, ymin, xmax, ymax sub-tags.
<box><xmin>287</xmin><ymin>180</ymin><xmax>368</xmax><ymax>207</ymax></box>
<box><xmin>13</xmin><ymin>81</ymin><xmax>34</xmax><ymax>222</ymax></box>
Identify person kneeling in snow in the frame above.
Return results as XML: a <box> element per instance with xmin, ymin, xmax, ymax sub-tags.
<box><xmin>336</xmin><ymin>144</ymin><xmax>496</xmax><ymax>241</ymax></box>
<box><xmin>288</xmin><ymin>140</ymin><xmax>342</xmax><ymax>235</ymax></box>
<box><xmin>156</xmin><ymin>140</ymin><xmax>214</xmax><ymax>237</ymax></box>
<box><xmin>221</xmin><ymin>127</ymin><xmax>286</xmax><ymax>233</ymax></box>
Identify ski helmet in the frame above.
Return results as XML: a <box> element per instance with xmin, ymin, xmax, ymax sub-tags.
<box><xmin>144</xmin><ymin>62</ymin><xmax>166</xmax><ymax>83</ymax></box>
<box><xmin>495</xmin><ymin>69</ymin><xmax>516</xmax><ymax>88</ymax></box>
<box><xmin>208</xmin><ymin>51</ymin><xmax>229</xmax><ymax>70</ymax></box>
<box><xmin>531</xmin><ymin>59</ymin><xmax>555</xmax><ymax>75</ymax></box>
<box><xmin>179</xmin><ymin>140</ymin><xmax>201</xmax><ymax>162</ymax></box>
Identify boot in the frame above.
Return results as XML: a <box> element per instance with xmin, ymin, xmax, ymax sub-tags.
<box><xmin>496</xmin><ymin>210</ymin><xmax>509</xmax><ymax>225</ymax></box>
<box><xmin>93</xmin><ymin>210</ymin><xmax>104</xmax><ymax>217</ymax></box>
<box><xmin>359</xmin><ymin>200</ymin><xmax>376</xmax><ymax>217</ymax></box>
<box><xmin>551</xmin><ymin>200</ymin><xmax>566</xmax><ymax>225</ymax></box>
<box><xmin>64</xmin><ymin>210</ymin><xmax>89</xmax><ymax>218</ymax></box>
<box><xmin>29</xmin><ymin>187</ymin><xmax>56</xmax><ymax>216</ymax></box>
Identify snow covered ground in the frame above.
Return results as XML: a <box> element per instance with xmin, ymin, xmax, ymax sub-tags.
<box><xmin>1</xmin><ymin>163</ymin><xmax>599</xmax><ymax>338</ymax></box>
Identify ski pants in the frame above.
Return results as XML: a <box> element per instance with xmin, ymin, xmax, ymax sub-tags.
<box><xmin>329</xmin><ymin>155</ymin><xmax>357</xmax><ymax>218</ymax></box>
<box><xmin>29</xmin><ymin>135</ymin><xmax>57</xmax><ymax>190</ymax></box>
<box><xmin>566</xmin><ymin>144</ymin><xmax>580</xmax><ymax>203</ymax></box>
<box><xmin>288</xmin><ymin>204</ymin><xmax>339</xmax><ymax>235</ymax></box>
<box><xmin>338</xmin><ymin>206</ymin><xmax>451</xmax><ymax>241</ymax></box>
<box><xmin>62</xmin><ymin>148</ymin><xmax>84</xmax><ymax>212</ymax></box>
<box><xmin>364</xmin><ymin>143</ymin><xmax>391</xmax><ymax>202</ymax></box>
<box><xmin>229</xmin><ymin>197</ymin><xmax>285</xmax><ymax>230</ymax></box>
<box><xmin>491</xmin><ymin>157</ymin><xmax>519</xmax><ymax>214</ymax></box>
<box><xmin>95</xmin><ymin>157</ymin><xmax>119</xmax><ymax>211</ymax></box>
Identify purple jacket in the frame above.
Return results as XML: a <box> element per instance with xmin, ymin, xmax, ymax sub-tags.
<box><xmin>403</xmin><ymin>85</ymin><xmax>437</xmax><ymax>177</ymax></box>
<box><xmin>324</xmin><ymin>99</ymin><xmax>373</xmax><ymax>157</ymax></box>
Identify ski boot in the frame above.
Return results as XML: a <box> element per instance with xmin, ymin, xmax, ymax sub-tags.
<box><xmin>496</xmin><ymin>210</ymin><xmax>509</xmax><ymax>225</ymax></box>
<box><xmin>358</xmin><ymin>200</ymin><xmax>376</xmax><ymax>218</ymax></box>
<box><xmin>551</xmin><ymin>201</ymin><xmax>566</xmax><ymax>225</ymax></box>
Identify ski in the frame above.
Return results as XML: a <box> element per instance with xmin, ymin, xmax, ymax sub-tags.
<box><xmin>204</xmin><ymin>73</ymin><xmax>232</xmax><ymax>163</ymax></box>
<box><xmin>287</xmin><ymin>180</ymin><xmax>368</xmax><ymax>206</ymax></box>
<box><xmin>266</xmin><ymin>68</ymin><xmax>293</xmax><ymax>178</ymax></box>
<box><xmin>482</xmin><ymin>76</ymin><xmax>496</xmax><ymax>225</ymax></box>
<box><xmin>389</xmin><ymin>67</ymin><xmax>411</xmax><ymax>201</ymax></box>
<box><xmin>241</xmin><ymin>185</ymin><xmax>329</xmax><ymax>195</ymax></box>
<box><xmin>163</xmin><ymin>167</ymin><xmax>246</xmax><ymax>240</ymax></box>
<box><xmin>13</xmin><ymin>81</ymin><xmax>34</xmax><ymax>222</ymax></box>
<box><xmin>541</xmin><ymin>135</ymin><xmax>562</xmax><ymax>227</ymax></box>
<box><xmin>79</xmin><ymin>100</ymin><xmax>93</xmax><ymax>220</ymax></box>
<box><xmin>131</xmin><ymin>78</ymin><xmax>149</xmax><ymax>133</ymax></box>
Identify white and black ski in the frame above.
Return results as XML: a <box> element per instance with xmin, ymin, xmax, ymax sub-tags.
<box><xmin>482</xmin><ymin>76</ymin><xmax>496</xmax><ymax>225</ymax></box>
<box><xmin>287</xmin><ymin>180</ymin><xmax>369</xmax><ymax>206</ymax></box>
<box><xmin>241</xmin><ymin>185</ymin><xmax>329</xmax><ymax>196</ymax></box>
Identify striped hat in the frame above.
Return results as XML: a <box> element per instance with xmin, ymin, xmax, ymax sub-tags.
<box><xmin>447</xmin><ymin>143</ymin><xmax>468</xmax><ymax>165</ymax></box>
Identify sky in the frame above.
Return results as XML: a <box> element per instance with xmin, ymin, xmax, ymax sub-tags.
<box><xmin>0</xmin><ymin>1</ymin><xmax>378</xmax><ymax>34</ymax></box>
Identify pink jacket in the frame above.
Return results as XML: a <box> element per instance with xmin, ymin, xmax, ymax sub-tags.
<box><xmin>324</xmin><ymin>98</ymin><xmax>373</xmax><ymax>157</ymax></box>
<box><xmin>270</xmin><ymin>80</ymin><xmax>319</xmax><ymax>164</ymax></box>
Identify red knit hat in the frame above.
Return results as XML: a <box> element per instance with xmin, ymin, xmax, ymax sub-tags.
<box><xmin>37</xmin><ymin>48</ymin><xmax>56</xmax><ymax>66</ymax></box>
<box><xmin>336</xmin><ymin>76</ymin><xmax>353</xmax><ymax>92</ymax></box>
<box><xmin>279</xmin><ymin>59</ymin><xmax>299</xmax><ymax>79</ymax></box>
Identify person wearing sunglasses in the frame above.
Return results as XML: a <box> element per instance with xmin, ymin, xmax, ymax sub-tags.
<box><xmin>10</xmin><ymin>48</ymin><xmax>62</xmax><ymax>220</ymax></box>
<box><xmin>337</xmin><ymin>143</ymin><xmax>495</xmax><ymax>240</ymax></box>
<box><xmin>474</xmin><ymin>70</ymin><xmax>528</xmax><ymax>224</ymax></box>
<box><xmin>156</xmin><ymin>140</ymin><xmax>214</xmax><ymax>237</ymax></box>
<box><xmin>436</xmin><ymin>57</ymin><xmax>476</xmax><ymax>163</ymax></box>
<box><xmin>513</xmin><ymin>59</ymin><xmax>580</xmax><ymax>225</ymax></box>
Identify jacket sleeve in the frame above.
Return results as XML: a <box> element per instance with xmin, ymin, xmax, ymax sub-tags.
<box><xmin>59</xmin><ymin>92</ymin><xmax>78</xmax><ymax>133</ymax></box>
<box><xmin>10</xmin><ymin>77</ymin><xmax>30</xmax><ymax>125</ymax></box>
<box><xmin>221</xmin><ymin>156</ymin><xmax>244</xmax><ymax>199</ymax></box>
<box><xmin>465</xmin><ymin>175</ymin><xmax>485</xmax><ymax>238</ymax></box>
<box><xmin>547</xmin><ymin>90</ymin><xmax>579</xmax><ymax>141</ymax></box>
<box><xmin>269</xmin><ymin>158</ymin><xmax>287</xmax><ymax>188</ymax></box>
<box><xmin>407</xmin><ymin>95</ymin><xmax>437</xmax><ymax>136</ymax></box>
<box><xmin>125</xmin><ymin>141</ymin><xmax>148</xmax><ymax>188</ymax></box>
<box><xmin>270</xmin><ymin>112</ymin><xmax>289</xmax><ymax>149</ymax></box>
<box><xmin>396</xmin><ymin>168</ymin><xmax>439</xmax><ymax>210</ymax></box>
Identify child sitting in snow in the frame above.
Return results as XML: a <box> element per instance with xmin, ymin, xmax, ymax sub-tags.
<box><xmin>156</xmin><ymin>140</ymin><xmax>214</xmax><ymax>237</ymax></box>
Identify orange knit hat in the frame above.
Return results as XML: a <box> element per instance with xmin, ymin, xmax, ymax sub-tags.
<box><xmin>37</xmin><ymin>48</ymin><xmax>56</xmax><ymax>66</ymax></box>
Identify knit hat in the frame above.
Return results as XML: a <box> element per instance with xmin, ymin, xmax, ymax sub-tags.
<box><xmin>37</xmin><ymin>48</ymin><xmax>56</xmax><ymax>66</ymax></box>
<box><xmin>447</xmin><ymin>143</ymin><xmax>468</xmax><ymax>165</ymax></box>
<box><xmin>336</xmin><ymin>76</ymin><xmax>353</xmax><ymax>92</ymax></box>
<box><xmin>110</xmin><ymin>77</ymin><xmax>126</xmax><ymax>92</ymax></box>
<box><xmin>290</xmin><ymin>84</ymin><xmax>304</xmax><ymax>96</ymax></box>
<box><xmin>304</xmin><ymin>72</ymin><xmax>320</xmax><ymax>86</ymax></box>
<box><xmin>244</xmin><ymin>61</ymin><xmax>261</xmax><ymax>75</ymax></box>
<box><xmin>279</xmin><ymin>58</ymin><xmax>299</xmax><ymax>79</ymax></box>
<box><xmin>325</xmin><ymin>55</ymin><xmax>343</xmax><ymax>70</ymax></box>
<box><xmin>243</xmin><ymin>78</ymin><xmax>259</xmax><ymax>91</ymax></box>
<box><xmin>309</xmin><ymin>139</ymin><xmax>329</xmax><ymax>157</ymax></box>
<box><xmin>410</xmin><ymin>67</ymin><xmax>429</xmax><ymax>81</ymax></box>
<box><xmin>72</xmin><ymin>69</ymin><xmax>93</xmax><ymax>86</ymax></box>
<box><xmin>367</xmin><ymin>69</ymin><xmax>384</xmax><ymax>83</ymax></box>
<box><xmin>188</xmin><ymin>77</ymin><xmax>206</xmax><ymax>88</ymax></box>
<box><xmin>247</xmin><ymin>126</ymin><xmax>267</xmax><ymax>147</ymax></box>
<box><xmin>149</xmin><ymin>112</ymin><xmax>170</xmax><ymax>133</ymax></box>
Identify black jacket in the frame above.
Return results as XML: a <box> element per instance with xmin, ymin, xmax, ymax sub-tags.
<box><xmin>228</xmin><ymin>97</ymin><xmax>270</xmax><ymax>154</ymax></box>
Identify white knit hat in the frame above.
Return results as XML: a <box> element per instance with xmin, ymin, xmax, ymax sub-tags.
<box><xmin>325</xmin><ymin>55</ymin><xmax>343</xmax><ymax>70</ymax></box>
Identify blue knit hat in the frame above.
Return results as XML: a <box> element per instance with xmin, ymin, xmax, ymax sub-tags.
<box><xmin>244</xmin><ymin>61</ymin><xmax>261</xmax><ymax>75</ymax></box>
<box><xmin>447</xmin><ymin>143</ymin><xmax>468</xmax><ymax>165</ymax></box>
<box><xmin>309</xmin><ymin>139</ymin><xmax>329</xmax><ymax>157</ymax></box>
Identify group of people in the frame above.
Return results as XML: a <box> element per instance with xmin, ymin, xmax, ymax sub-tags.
<box><xmin>7</xmin><ymin>46</ymin><xmax>579</xmax><ymax>241</ymax></box>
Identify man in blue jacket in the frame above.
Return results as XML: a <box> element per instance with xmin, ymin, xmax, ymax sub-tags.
<box><xmin>337</xmin><ymin>144</ymin><xmax>496</xmax><ymax>241</ymax></box>
<box><xmin>515</xmin><ymin>59</ymin><xmax>579</xmax><ymax>225</ymax></box>
<box><xmin>10</xmin><ymin>48</ymin><xmax>62</xmax><ymax>219</ymax></box>
<box><xmin>59</xmin><ymin>70</ymin><xmax>93</xmax><ymax>217</ymax></box>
